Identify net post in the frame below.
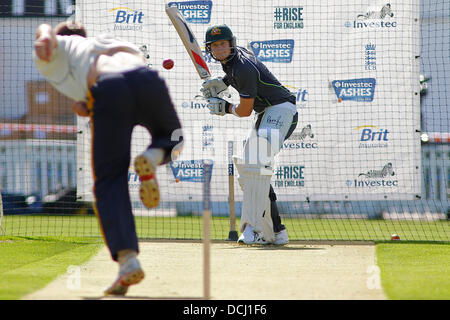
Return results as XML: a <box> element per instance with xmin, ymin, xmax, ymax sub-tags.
<box><xmin>226</xmin><ymin>141</ymin><xmax>238</xmax><ymax>241</ymax></box>
<box><xmin>0</xmin><ymin>192</ymin><xmax>4</xmax><ymax>236</ymax></box>
<box><xmin>202</xmin><ymin>161</ymin><xmax>213</xmax><ymax>300</ymax></box>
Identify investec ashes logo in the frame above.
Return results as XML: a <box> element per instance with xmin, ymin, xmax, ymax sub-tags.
<box><xmin>170</xmin><ymin>160</ymin><xmax>213</xmax><ymax>182</ymax></box>
<box><xmin>109</xmin><ymin>7</ymin><xmax>144</xmax><ymax>31</ymax></box>
<box><xmin>168</xmin><ymin>1</ymin><xmax>212</xmax><ymax>24</ymax></box>
<box><xmin>332</xmin><ymin>78</ymin><xmax>376</xmax><ymax>102</ymax></box>
<box><xmin>347</xmin><ymin>163</ymin><xmax>399</xmax><ymax>188</ymax></box>
<box><xmin>273</xmin><ymin>6</ymin><xmax>304</xmax><ymax>29</ymax></box>
<box><xmin>250</xmin><ymin>40</ymin><xmax>294</xmax><ymax>63</ymax></box>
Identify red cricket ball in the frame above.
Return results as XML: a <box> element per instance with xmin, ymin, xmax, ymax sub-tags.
<box><xmin>163</xmin><ymin>59</ymin><xmax>174</xmax><ymax>70</ymax></box>
<box><xmin>391</xmin><ymin>234</ymin><xmax>400</xmax><ymax>241</ymax></box>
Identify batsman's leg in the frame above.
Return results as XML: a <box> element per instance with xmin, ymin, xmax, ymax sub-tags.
<box><xmin>255</xmin><ymin>106</ymin><xmax>296</xmax><ymax>245</ymax></box>
<box><xmin>234</xmin><ymin>156</ymin><xmax>275</xmax><ymax>244</ymax></box>
<box><xmin>269</xmin><ymin>185</ymin><xmax>285</xmax><ymax>233</ymax></box>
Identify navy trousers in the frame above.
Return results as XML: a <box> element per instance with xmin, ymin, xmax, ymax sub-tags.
<box><xmin>89</xmin><ymin>67</ymin><xmax>182</xmax><ymax>261</ymax></box>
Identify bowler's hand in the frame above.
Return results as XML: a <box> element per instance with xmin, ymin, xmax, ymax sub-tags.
<box><xmin>72</xmin><ymin>101</ymin><xmax>90</xmax><ymax>117</ymax></box>
<box><xmin>34</xmin><ymin>37</ymin><xmax>54</xmax><ymax>62</ymax></box>
<box><xmin>34</xmin><ymin>24</ymin><xmax>56</xmax><ymax>62</ymax></box>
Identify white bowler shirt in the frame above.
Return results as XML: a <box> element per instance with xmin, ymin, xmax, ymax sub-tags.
<box><xmin>33</xmin><ymin>34</ymin><xmax>142</xmax><ymax>102</ymax></box>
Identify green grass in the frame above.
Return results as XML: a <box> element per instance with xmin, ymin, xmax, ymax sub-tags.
<box><xmin>1</xmin><ymin>215</ymin><xmax>449</xmax><ymax>300</ymax></box>
<box><xmin>2</xmin><ymin>214</ymin><xmax>450</xmax><ymax>242</ymax></box>
<box><xmin>377</xmin><ymin>243</ymin><xmax>450</xmax><ymax>299</ymax></box>
<box><xmin>0</xmin><ymin>236</ymin><xmax>103</xmax><ymax>300</ymax></box>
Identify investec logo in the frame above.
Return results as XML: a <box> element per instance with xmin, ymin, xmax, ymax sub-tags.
<box><xmin>250</xmin><ymin>40</ymin><xmax>294</xmax><ymax>63</ymax></box>
<box><xmin>168</xmin><ymin>1</ymin><xmax>212</xmax><ymax>23</ymax></box>
<box><xmin>181</xmin><ymin>100</ymin><xmax>208</xmax><ymax>109</ymax></box>
<box><xmin>283</xmin><ymin>124</ymin><xmax>318</xmax><ymax>149</ymax></box>
<box><xmin>354</xmin><ymin>125</ymin><xmax>390</xmax><ymax>148</ymax></box>
<box><xmin>345</xmin><ymin>3</ymin><xmax>397</xmax><ymax>29</ymax></box>
<box><xmin>109</xmin><ymin>7</ymin><xmax>144</xmax><ymax>31</ymax></box>
<box><xmin>332</xmin><ymin>78</ymin><xmax>376</xmax><ymax>102</ymax></box>
<box><xmin>347</xmin><ymin>162</ymin><xmax>399</xmax><ymax>188</ymax></box>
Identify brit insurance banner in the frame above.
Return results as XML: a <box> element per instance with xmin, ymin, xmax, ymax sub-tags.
<box><xmin>76</xmin><ymin>0</ymin><xmax>421</xmax><ymax>208</ymax></box>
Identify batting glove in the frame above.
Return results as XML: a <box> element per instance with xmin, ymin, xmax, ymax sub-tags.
<box><xmin>206</xmin><ymin>97</ymin><xmax>230</xmax><ymax>116</ymax></box>
<box><xmin>201</xmin><ymin>77</ymin><xmax>228</xmax><ymax>98</ymax></box>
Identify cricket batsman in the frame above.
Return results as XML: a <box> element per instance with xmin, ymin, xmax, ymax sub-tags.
<box><xmin>201</xmin><ymin>25</ymin><xmax>298</xmax><ymax>245</ymax></box>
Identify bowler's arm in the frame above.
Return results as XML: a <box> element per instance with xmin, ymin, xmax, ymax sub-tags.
<box><xmin>34</xmin><ymin>24</ymin><xmax>57</xmax><ymax>62</ymax></box>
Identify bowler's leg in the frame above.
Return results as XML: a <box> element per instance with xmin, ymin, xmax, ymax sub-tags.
<box><xmin>90</xmin><ymin>76</ymin><xmax>139</xmax><ymax>261</ymax></box>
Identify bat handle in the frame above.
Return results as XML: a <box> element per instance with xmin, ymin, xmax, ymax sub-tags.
<box><xmin>203</xmin><ymin>76</ymin><xmax>218</xmax><ymax>98</ymax></box>
<box><xmin>210</xmin><ymin>86</ymin><xmax>217</xmax><ymax>98</ymax></box>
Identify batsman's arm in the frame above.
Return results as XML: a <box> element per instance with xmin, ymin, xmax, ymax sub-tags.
<box><xmin>228</xmin><ymin>97</ymin><xmax>254</xmax><ymax>117</ymax></box>
<box><xmin>201</xmin><ymin>77</ymin><xmax>229</xmax><ymax>98</ymax></box>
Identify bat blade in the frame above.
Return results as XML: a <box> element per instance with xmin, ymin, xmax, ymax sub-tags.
<box><xmin>165</xmin><ymin>5</ymin><xmax>211</xmax><ymax>80</ymax></box>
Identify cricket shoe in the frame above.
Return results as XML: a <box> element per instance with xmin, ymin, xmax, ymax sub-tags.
<box><xmin>252</xmin><ymin>232</ymin><xmax>269</xmax><ymax>245</ymax></box>
<box><xmin>104</xmin><ymin>257</ymin><xmax>145</xmax><ymax>296</ymax></box>
<box><xmin>274</xmin><ymin>228</ymin><xmax>289</xmax><ymax>245</ymax></box>
<box><xmin>134</xmin><ymin>152</ymin><xmax>160</xmax><ymax>208</ymax></box>
<box><xmin>237</xmin><ymin>224</ymin><xmax>255</xmax><ymax>244</ymax></box>
<box><xmin>237</xmin><ymin>225</ymin><xmax>268</xmax><ymax>245</ymax></box>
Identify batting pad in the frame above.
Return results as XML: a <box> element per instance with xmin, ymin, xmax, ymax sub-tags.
<box><xmin>233</xmin><ymin>157</ymin><xmax>275</xmax><ymax>243</ymax></box>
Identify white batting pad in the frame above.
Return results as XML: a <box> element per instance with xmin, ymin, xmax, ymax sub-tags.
<box><xmin>233</xmin><ymin>156</ymin><xmax>275</xmax><ymax>243</ymax></box>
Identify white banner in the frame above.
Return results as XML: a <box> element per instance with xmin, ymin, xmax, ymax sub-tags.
<box><xmin>77</xmin><ymin>0</ymin><xmax>421</xmax><ymax>205</ymax></box>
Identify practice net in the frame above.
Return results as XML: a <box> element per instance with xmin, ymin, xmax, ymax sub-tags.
<box><xmin>0</xmin><ymin>0</ymin><xmax>449</xmax><ymax>242</ymax></box>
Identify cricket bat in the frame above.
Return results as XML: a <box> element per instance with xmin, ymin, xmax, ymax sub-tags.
<box><xmin>165</xmin><ymin>5</ymin><xmax>211</xmax><ymax>80</ymax></box>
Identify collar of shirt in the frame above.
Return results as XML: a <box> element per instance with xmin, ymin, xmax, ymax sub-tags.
<box><xmin>221</xmin><ymin>47</ymin><xmax>240</xmax><ymax>71</ymax></box>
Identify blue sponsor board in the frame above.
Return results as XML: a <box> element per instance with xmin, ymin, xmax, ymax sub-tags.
<box><xmin>170</xmin><ymin>160</ymin><xmax>213</xmax><ymax>182</ymax></box>
<box><xmin>250</xmin><ymin>40</ymin><xmax>294</xmax><ymax>63</ymax></box>
<box><xmin>332</xmin><ymin>78</ymin><xmax>376</xmax><ymax>102</ymax></box>
<box><xmin>167</xmin><ymin>1</ymin><xmax>212</xmax><ymax>23</ymax></box>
